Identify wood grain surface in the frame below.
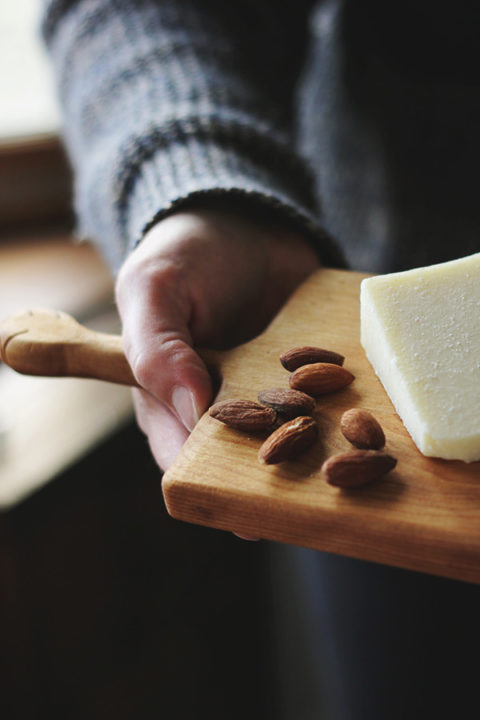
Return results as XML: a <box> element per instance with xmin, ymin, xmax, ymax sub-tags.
<box><xmin>163</xmin><ymin>268</ymin><xmax>480</xmax><ymax>584</ymax></box>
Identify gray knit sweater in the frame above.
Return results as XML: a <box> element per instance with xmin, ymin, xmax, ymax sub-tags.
<box><xmin>42</xmin><ymin>0</ymin><xmax>480</xmax><ymax>273</ymax></box>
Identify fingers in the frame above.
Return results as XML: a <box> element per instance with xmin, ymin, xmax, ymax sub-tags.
<box><xmin>116</xmin><ymin>250</ymin><xmax>212</xmax><ymax>438</ymax></box>
<box><xmin>233</xmin><ymin>532</ymin><xmax>260</xmax><ymax>541</ymax></box>
<box><xmin>131</xmin><ymin>388</ymin><xmax>189</xmax><ymax>470</ymax></box>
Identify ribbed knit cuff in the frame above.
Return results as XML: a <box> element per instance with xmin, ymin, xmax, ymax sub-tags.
<box><xmin>123</xmin><ymin>139</ymin><xmax>342</xmax><ymax>266</ymax></box>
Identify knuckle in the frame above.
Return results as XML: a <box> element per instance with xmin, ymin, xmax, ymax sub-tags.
<box><xmin>129</xmin><ymin>336</ymin><xmax>191</xmax><ymax>392</ymax></box>
<box><xmin>130</xmin><ymin>349</ymin><xmax>156</xmax><ymax>390</ymax></box>
<box><xmin>117</xmin><ymin>256</ymin><xmax>186</xmax><ymax>311</ymax></box>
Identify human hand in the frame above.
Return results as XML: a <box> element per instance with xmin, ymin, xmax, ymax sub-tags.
<box><xmin>115</xmin><ymin>209</ymin><xmax>320</xmax><ymax>471</ymax></box>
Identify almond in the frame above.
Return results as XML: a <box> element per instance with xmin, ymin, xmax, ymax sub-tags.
<box><xmin>340</xmin><ymin>408</ymin><xmax>385</xmax><ymax>449</ymax></box>
<box><xmin>322</xmin><ymin>450</ymin><xmax>397</xmax><ymax>488</ymax></box>
<box><xmin>258</xmin><ymin>416</ymin><xmax>318</xmax><ymax>464</ymax></box>
<box><xmin>209</xmin><ymin>399</ymin><xmax>276</xmax><ymax>432</ymax></box>
<box><xmin>289</xmin><ymin>362</ymin><xmax>354</xmax><ymax>396</ymax></box>
<box><xmin>280</xmin><ymin>346</ymin><xmax>345</xmax><ymax>371</ymax></box>
<box><xmin>257</xmin><ymin>387</ymin><xmax>315</xmax><ymax>419</ymax></box>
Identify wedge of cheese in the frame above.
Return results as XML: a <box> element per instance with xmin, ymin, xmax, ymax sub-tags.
<box><xmin>360</xmin><ymin>253</ymin><xmax>480</xmax><ymax>462</ymax></box>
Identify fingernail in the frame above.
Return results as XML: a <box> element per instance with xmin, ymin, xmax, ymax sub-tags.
<box><xmin>172</xmin><ymin>385</ymin><xmax>200</xmax><ymax>432</ymax></box>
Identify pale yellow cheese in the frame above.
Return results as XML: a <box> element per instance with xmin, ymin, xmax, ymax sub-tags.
<box><xmin>360</xmin><ymin>253</ymin><xmax>480</xmax><ymax>462</ymax></box>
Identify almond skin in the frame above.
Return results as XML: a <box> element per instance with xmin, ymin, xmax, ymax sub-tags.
<box><xmin>340</xmin><ymin>408</ymin><xmax>385</xmax><ymax>449</ymax></box>
<box><xmin>280</xmin><ymin>346</ymin><xmax>345</xmax><ymax>371</ymax></box>
<box><xmin>257</xmin><ymin>388</ymin><xmax>315</xmax><ymax>419</ymax></box>
<box><xmin>322</xmin><ymin>450</ymin><xmax>397</xmax><ymax>488</ymax></box>
<box><xmin>258</xmin><ymin>416</ymin><xmax>318</xmax><ymax>464</ymax></box>
<box><xmin>209</xmin><ymin>399</ymin><xmax>276</xmax><ymax>432</ymax></box>
<box><xmin>289</xmin><ymin>362</ymin><xmax>354</xmax><ymax>396</ymax></box>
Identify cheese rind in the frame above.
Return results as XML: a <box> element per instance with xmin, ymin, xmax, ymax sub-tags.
<box><xmin>360</xmin><ymin>253</ymin><xmax>480</xmax><ymax>462</ymax></box>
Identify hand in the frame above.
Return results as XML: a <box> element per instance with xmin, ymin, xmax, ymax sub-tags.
<box><xmin>115</xmin><ymin>208</ymin><xmax>320</xmax><ymax>471</ymax></box>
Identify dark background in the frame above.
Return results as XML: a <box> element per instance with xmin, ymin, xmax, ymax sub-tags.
<box><xmin>0</xmin><ymin>422</ymin><xmax>278</xmax><ymax>719</ymax></box>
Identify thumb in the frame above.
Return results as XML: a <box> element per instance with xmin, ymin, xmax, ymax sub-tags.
<box><xmin>117</xmin><ymin>268</ymin><xmax>212</xmax><ymax>432</ymax></box>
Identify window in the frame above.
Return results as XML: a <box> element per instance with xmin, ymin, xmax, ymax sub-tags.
<box><xmin>0</xmin><ymin>1</ymin><xmax>71</xmax><ymax>229</ymax></box>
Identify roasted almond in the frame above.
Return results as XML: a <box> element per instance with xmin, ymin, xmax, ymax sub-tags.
<box><xmin>257</xmin><ymin>388</ymin><xmax>316</xmax><ymax>419</ymax></box>
<box><xmin>280</xmin><ymin>346</ymin><xmax>345</xmax><ymax>371</ymax></box>
<box><xmin>258</xmin><ymin>416</ymin><xmax>318</xmax><ymax>464</ymax></box>
<box><xmin>209</xmin><ymin>399</ymin><xmax>276</xmax><ymax>432</ymax></box>
<box><xmin>340</xmin><ymin>408</ymin><xmax>385</xmax><ymax>449</ymax></box>
<box><xmin>322</xmin><ymin>450</ymin><xmax>397</xmax><ymax>488</ymax></box>
<box><xmin>289</xmin><ymin>362</ymin><xmax>354</xmax><ymax>396</ymax></box>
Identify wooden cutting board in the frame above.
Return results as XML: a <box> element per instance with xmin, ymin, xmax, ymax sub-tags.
<box><xmin>163</xmin><ymin>268</ymin><xmax>480</xmax><ymax>585</ymax></box>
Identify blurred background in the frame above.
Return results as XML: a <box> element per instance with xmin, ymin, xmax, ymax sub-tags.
<box><xmin>0</xmin><ymin>4</ymin><xmax>290</xmax><ymax>717</ymax></box>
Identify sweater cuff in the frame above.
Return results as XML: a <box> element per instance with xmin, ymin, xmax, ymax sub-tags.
<box><xmin>119</xmin><ymin>139</ymin><xmax>343</xmax><ymax>271</ymax></box>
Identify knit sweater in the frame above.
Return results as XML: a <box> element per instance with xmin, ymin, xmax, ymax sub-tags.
<box><xmin>42</xmin><ymin>0</ymin><xmax>480</xmax><ymax>273</ymax></box>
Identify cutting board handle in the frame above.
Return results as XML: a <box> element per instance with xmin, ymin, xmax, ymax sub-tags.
<box><xmin>0</xmin><ymin>308</ymin><xmax>138</xmax><ymax>386</ymax></box>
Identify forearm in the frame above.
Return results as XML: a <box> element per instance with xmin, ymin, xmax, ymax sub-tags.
<box><xmin>41</xmin><ymin>0</ymin><xmax>340</xmax><ymax>271</ymax></box>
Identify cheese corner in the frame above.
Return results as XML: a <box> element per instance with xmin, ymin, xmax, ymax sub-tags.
<box><xmin>360</xmin><ymin>253</ymin><xmax>480</xmax><ymax>462</ymax></box>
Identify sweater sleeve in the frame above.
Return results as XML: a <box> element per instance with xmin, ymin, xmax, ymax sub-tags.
<box><xmin>42</xmin><ymin>0</ymin><xmax>338</xmax><ymax>271</ymax></box>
